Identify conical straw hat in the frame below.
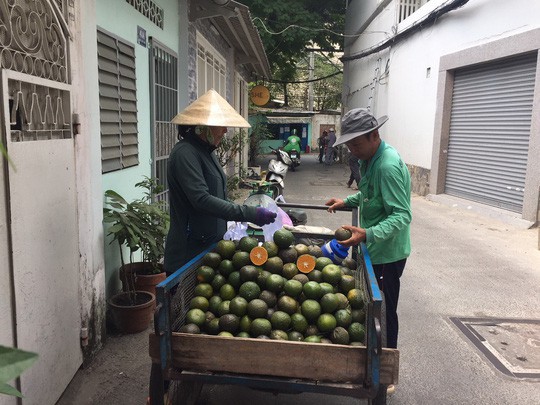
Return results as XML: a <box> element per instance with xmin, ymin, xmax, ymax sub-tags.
<box><xmin>171</xmin><ymin>89</ymin><xmax>250</xmax><ymax>128</ymax></box>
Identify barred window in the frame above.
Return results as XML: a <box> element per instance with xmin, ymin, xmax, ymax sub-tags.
<box><xmin>125</xmin><ymin>0</ymin><xmax>164</xmax><ymax>29</ymax></box>
<box><xmin>398</xmin><ymin>0</ymin><xmax>430</xmax><ymax>23</ymax></box>
<box><xmin>97</xmin><ymin>29</ymin><xmax>139</xmax><ymax>173</ymax></box>
<box><xmin>196</xmin><ymin>34</ymin><xmax>226</xmax><ymax>97</ymax></box>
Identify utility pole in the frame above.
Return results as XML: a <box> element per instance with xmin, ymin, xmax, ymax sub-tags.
<box><xmin>308</xmin><ymin>50</ymin><xmax>314</xmax><ymax>111</ymax></box>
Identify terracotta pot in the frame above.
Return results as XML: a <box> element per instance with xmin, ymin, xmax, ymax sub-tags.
<box><xmin>120</xmin><ymin>262</ymin><xmax>166</xmax><ymax>296</ymax></box>
<box><xmin>108</xmin><ymin>291</ymin><xmax>155</xmax><ymax>334</ymax></box>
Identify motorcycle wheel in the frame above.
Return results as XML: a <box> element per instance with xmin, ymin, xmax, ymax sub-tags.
<box><xmin>269</xmin><ymin>184</ymin><xmax>283</xmax><ymax>200</ymax></box>
<box><xmin>291</xmin><ymin>165</ymin><xmax>296</xmax><ymax>172</ymax></box>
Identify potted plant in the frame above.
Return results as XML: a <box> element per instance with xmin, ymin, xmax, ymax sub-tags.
<box><xmin>103</xmin><ymin>177</ymin><xmax>170</xmax><ymax>333</ymax></box>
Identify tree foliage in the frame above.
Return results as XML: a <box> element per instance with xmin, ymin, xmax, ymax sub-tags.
<box><xmin>312</xmin><ymin>54</ymin><xmax>343</xmax><ymax>110</ymax></box>
<box><xmin>238</xmin><ymin>0</ymin><xmax>346</xmax><ymax>83</ymax></box>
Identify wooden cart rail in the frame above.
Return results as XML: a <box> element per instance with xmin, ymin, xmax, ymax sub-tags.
<box><xmin>149</xmin><ymin>333</ymin><xmax>398</xmax><ymax>385</ymax></box>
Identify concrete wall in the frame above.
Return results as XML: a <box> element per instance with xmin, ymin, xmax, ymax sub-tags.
<box><xmin>311</xmin><ymin>114</ymin><xmax>341</xmax><ymax>151</ymax></box>
<box><xmin>72</xmin><ymin>0</ymin><xmax>107</xmax><ymax>361</ymax></box>
<box><xmin>344</xmin><ymin>0</ymin><xmax>540</xmax><ymax>219</ymax></box>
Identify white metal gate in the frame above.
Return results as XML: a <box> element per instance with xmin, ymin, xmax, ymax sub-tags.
<box><xmin>445</xmin><ymin>53</ymin><xmax>537</xmax><ymax>213</ymax></box>
<box><xmin>0</xmin><ymin>1</ymin><xmax>81</xmax><ymax>404</ymax></box>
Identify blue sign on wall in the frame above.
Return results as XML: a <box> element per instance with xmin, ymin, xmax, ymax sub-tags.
<box><xmin>137</xmin><ymin>26</ymin><xmax>146</xmax><ymax>47</ymax></box>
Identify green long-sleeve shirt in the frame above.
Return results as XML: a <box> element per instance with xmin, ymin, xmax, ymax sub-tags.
<box><xmin>344</xmin><ymin>141</ymin><xmax>412</xmax><ymax>265</ymax></box>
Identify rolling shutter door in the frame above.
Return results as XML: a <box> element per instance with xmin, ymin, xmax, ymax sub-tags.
<box><xmin>445</xmin><ymin>53</ymin><xmax>536</xmax><ymax>213</ymax></box>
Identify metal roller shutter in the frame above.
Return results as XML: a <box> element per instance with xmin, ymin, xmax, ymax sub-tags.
<box><xmin>445</xmin><ymin>53</ymin><xmax>537</xmax><ymax>213</ymax></box>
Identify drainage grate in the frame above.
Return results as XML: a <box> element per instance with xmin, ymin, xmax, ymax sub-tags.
<box><xmin>451</xmin><ymin>317</ymin><xmax>540</xmax><ymax>379</ymax></box>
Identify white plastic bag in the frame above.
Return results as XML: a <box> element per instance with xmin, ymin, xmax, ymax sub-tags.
<box><xmin>243</xmin><ymin>193</ymin><xmax>289</xmax><ymax>241</ymax></box>
<box><xmin>223</xmin><ymin>221</ymin><xmax>248</xmax><ymax>241</ymax></box>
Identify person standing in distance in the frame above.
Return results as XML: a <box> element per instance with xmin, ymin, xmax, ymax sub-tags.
<box><xmin>318</xmin><ymin>130</ymin><xmax>328</xmax><ymax>163</ymax></box>
<box><xmin>325</xmin><ymin>108</ymin><xmax>412</xmax><ymax>351</ymax></box>
<box><xmin>324</xmin><ymin>128</ymin><xmax>336</xmax><ymax>165</ymax></box>
<box><xmin>165</xmin><ymin>89</ymin><xmax>277</xmax><ymax>274</ymax></box>
<box><xmin>347</xmin><ymin>151</ymin><xmax>361</xmax><ymax>190</ymax></box>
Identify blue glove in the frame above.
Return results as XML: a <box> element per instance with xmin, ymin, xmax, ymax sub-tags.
<box><xmin>254</xmin><ymin>207</ymin><xmax>277</xmax><ymax>226</ymax></box>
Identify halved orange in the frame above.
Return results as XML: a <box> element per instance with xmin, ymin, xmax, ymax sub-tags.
<box><xmin>250</xmin><ymin>246</ymin><xmax>269</xmax><ymax>266</ymax></box>
<box><xmin>296</xmin><ymin>254</ymin><xmax>316</xmax><ymax>274</ymax></box>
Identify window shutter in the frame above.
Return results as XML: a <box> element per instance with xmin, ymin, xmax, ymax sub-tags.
<box><xmin>97</xmin><ymin>29</ymin><xmax>139</xmax><ymax>173</ymax></box>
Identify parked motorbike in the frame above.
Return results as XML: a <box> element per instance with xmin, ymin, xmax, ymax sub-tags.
<box><xmin>242</xmin><ymin>147</ymin><xmax>307</xmax><ymax>226</ymax></box>
<box><xmin>252</xmin><ymin>147</ymin><xmax>291</xmax><ymax>199</ymax></box>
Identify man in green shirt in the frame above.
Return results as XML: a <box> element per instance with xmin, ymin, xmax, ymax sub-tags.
<box><xmin>283</xmin><ymin>132</ymin><xmax>301</xmax><ymax>155</ymax></box>
<box><xmin>326</xmin><ymin>108</ymin><xmax>412</xmax><ymax>350</ymax></box>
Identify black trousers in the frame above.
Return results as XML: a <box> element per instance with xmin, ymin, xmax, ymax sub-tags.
<box><xmin>373</xmin><ymin>259</ymin><xmax>406</xmax><ymax>349</ymax></box>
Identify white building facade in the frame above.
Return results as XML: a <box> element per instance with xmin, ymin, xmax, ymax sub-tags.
<box><xmin>343</xmin><ymin>0</ymin><xmax>540</xmax><ymax>223</ymax></box>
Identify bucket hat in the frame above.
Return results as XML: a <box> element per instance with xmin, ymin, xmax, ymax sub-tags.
<box><xmin>334</xmin><ymin>108</ymin><xmax>388</xmax><ymax>146</ymax></box>
<box><xmin>171</xmin><ymin>89</ymin><xmax>250</xmax><ymax>128</ymax></box>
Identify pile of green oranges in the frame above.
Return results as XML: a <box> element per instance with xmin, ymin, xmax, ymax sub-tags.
<box><xmin>181</xmin><ymin>229</ymin><xmax>366</xmax><ymax>345</ymax></box>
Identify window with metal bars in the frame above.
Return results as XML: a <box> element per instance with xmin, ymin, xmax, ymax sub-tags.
<box><xmin>398</xmin><ymin>0</ymin><xmax>430</xmax><ymax>23</ymax></box>
<box><xmin>125</xmin><ymin>0</ymin><xmax>164</xmax><ymax>29</ymax></box>
<box><xmin>97</xmin><ymin>29</ymin><xmax>139</xmax><ymax>173</ymax></box>
<box><xmin>196</xmin><ymin>34</ymin><xmax>226</xmax><ymax>97</ymax></box>
<box><xmin>150</xmin><ymin>39</ymin><xmax>178</xmax><ymax>204</ymax></box>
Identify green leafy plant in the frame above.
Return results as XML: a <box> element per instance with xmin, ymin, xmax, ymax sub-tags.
<box><xmin>248</xmin><ymin>119</ymin><xmax>272</xmax><ymax>166</ymax></box>
<box><xmin>215</xmin><ymin>129</ymin><xmax>247</xmax><ymax>169</ymax></box>
<box><xmin>226</xmin><ymin>170</ymin><xmax>244</xmax><ymax>201</ymax></box>
<box><xmin>103</xmin><ymin>177</ymin><xmax>170</xmax><ymax>299</ymax></box>
<box><xmin>216</xmin><ymin>129</ymin><xmax>249</xmax><ymax>200</ymax></box>
<box><xmin>0</xmin><ymin>346</ymin><xmax>38</xmax><ymax>397</ymax></box>
<box><xmin>1</xmin><ymin>141</ymin><xmax>16</xmax><ymax>170</ymax></box>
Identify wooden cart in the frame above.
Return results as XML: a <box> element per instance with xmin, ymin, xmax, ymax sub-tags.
<box><xmin>148</xmin><ymin>205</ymin><xmax>399</xmax><ymax>404</ymax></box>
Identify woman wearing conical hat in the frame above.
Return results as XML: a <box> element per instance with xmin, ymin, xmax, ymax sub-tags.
<box><xmin>164</xmin><ymin>89</ymin><xmax>276</xmax><ymax>274</ymax></box>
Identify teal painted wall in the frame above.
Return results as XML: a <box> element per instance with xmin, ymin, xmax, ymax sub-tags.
<box><xmin>96</xmin><ymin>0</ymin><xmax>183</xmax><ymax>297</ymax></box>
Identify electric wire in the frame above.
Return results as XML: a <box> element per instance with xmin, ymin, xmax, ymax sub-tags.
<box><xmin>341</xmin><ymin>0</ymin><xmax>471</xmax><ymax>62</ymax></box>
<box><xmin>252</xmin><ymin>16</ymin><xmax>389</xmax><ymax>38</ymax></box>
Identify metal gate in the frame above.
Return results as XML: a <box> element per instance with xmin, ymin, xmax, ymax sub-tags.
<box><xmin>149</xmin><ymin>38</ymin><xmax>178</xmax><ymax>204</ymax></box>
<box><xmin>0</xmin><ymin>1</ymin><xmax>81</xmax><ymax>404</ymax></box>
<box><xmin>445</xmin><ymin>53</ymin><xmax>537</xmax><ymax>213</ymax></box>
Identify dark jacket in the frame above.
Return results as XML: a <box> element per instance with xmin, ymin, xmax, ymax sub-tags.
<box><xmin>164</xmin><ymin>133</ymin><xmax>258</xmax><ymax>273</ymax></box>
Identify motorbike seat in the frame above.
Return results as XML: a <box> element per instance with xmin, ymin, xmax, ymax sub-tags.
<box><xmin>285</xmin><ymin>208</ymin><xmax>307</xmax><ymax>226</ymax></box>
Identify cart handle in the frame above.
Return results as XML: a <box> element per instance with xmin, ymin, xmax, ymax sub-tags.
<box><xmin>277</xmin><ymin>202</ymin><xmax>352</xmax><ymax>211</ymax></box>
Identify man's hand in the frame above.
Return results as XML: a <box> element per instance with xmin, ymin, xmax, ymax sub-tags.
<box><xmin>325</xmin><ymin>198</ymin><xmax>345</xmax><ymax>213</ymax></box>
<box><xmin>337</xmin><ymin>225</ymin><xmax>367</xmax><ymax>247</ymax></box>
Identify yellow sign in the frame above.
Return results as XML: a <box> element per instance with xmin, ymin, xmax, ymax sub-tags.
<box><xmin>250</xmin><ymin>85</ymin><xmax>270</xmax><ymax>106</ymax></box>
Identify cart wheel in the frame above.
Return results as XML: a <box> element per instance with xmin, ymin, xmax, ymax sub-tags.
<box><xmin>149</xmin><ymin>363</ymin><xmax>165</xmax><ymax>405</ymax></box>
<box><xmin>168</xmin><ymin>380</ymin><xmax>203</xmax><ymax>405</ymax></box>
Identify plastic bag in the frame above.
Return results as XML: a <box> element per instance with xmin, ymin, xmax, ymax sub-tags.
<box><xmin>223</xmin><ymin>221</ymin><xmax>248</xmax><ymax>241</ymax></box>
<box><xmin>243</xmin><ymin>193</ymin><xmax>289</xmax><ymax>241</ymax></box>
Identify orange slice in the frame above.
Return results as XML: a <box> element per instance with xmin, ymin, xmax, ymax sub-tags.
<box><xmin>250</xmin><ymin>246</ymin><xmax>269</xmax><ymax>266</ymax></box>
<box><xmin>296</xmin><ymin>254</ymin><xmax>316</xmax><ymax>274</ymax></box>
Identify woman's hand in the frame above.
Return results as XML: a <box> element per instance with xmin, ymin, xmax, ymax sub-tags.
<box><xmin>254</xmin><ymin>207</ymin><xmax>277</xmax><ymax>226</ymax></box>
